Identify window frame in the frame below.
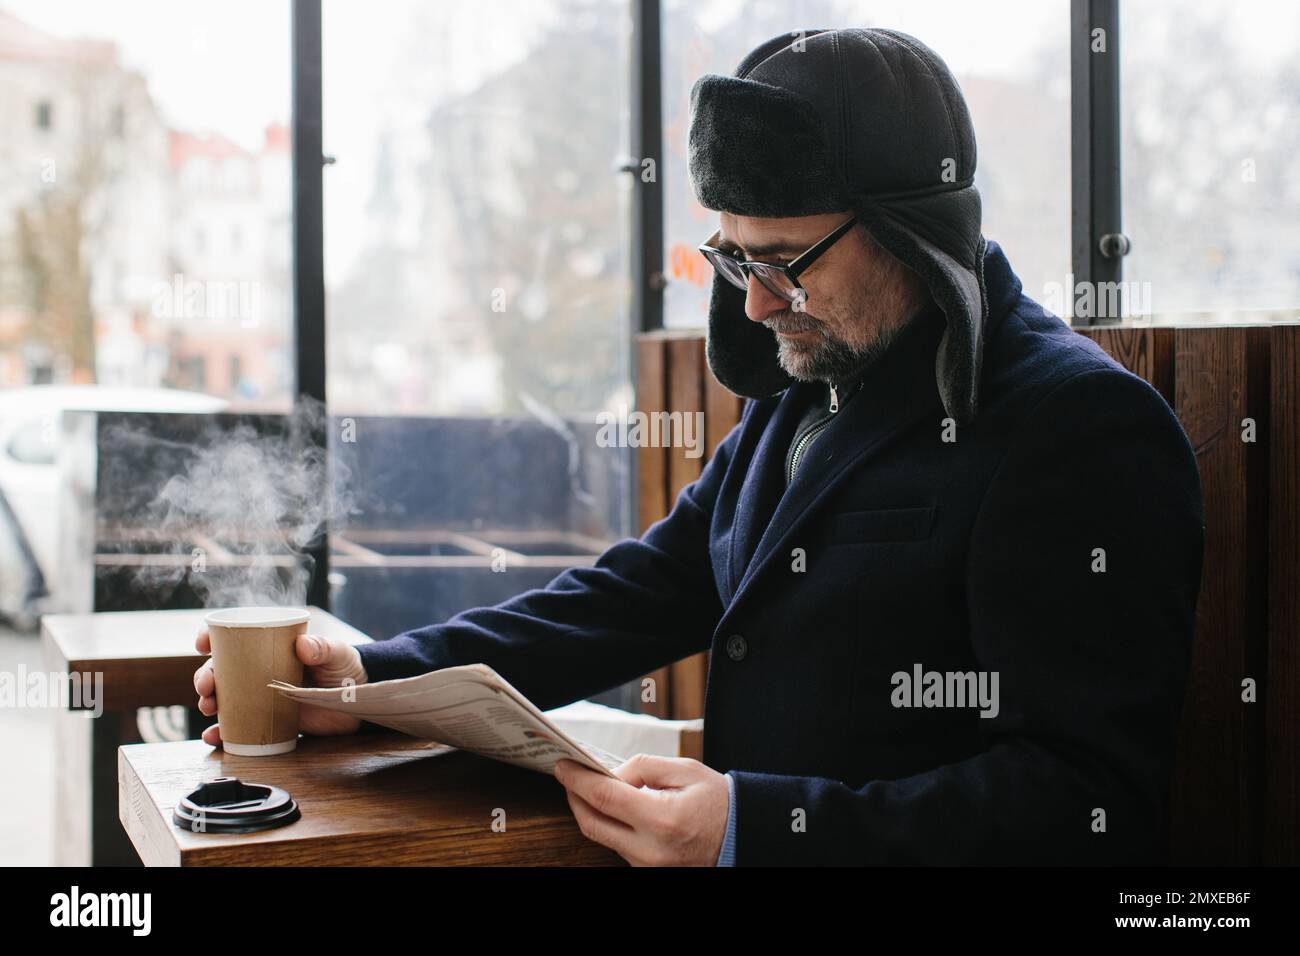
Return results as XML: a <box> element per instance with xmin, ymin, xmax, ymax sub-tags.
<box><xmin>287</xmin><ymin>0</ymin><xmax>1139</xmax><ymax>609</ymax></box>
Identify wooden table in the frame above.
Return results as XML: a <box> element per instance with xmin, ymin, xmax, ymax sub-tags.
<box><xmin>41</xmin><ymin>606</ymin><xmax>371</xmax><ymax>866</ymax></box>
<box><xmin>119</xmin><ymin>733</ymin><xmax>623</xmax><ymax>866</ymax></box>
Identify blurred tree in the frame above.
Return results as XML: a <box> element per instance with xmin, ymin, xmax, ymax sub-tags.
<box><xmin>422</xmin><ymin>0</ymin><xmax>631</xmax><ymax>416</ymax></box>
<box><xmin>11</xmin><ymin>66</ymin><xmax>122</xmax><ymax>383</ymax></box>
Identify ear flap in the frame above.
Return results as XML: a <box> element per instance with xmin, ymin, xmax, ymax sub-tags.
<box><xmin>704</xmin><ymin>270</ymin><xmax>794</xmax><ymax>400</ymax></box>
<box><xmin>853</xmin><ymin>191</ymin><xmax>989</xmax><ymax>425</ymax></box>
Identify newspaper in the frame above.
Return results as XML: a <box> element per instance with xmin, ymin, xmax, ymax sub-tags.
<box><xmin>268</xmin><ymin>663</ymin><xmax>625</xmax><ymax>778</ymax></box>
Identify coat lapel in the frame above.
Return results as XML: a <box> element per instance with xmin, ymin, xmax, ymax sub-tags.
<box><xmin>727</xmin><ymin>305</ymin><xmax>948</xmax><ymax>612</ymax></box>
<box><xmin>726</xmin><ymin>388</ymin><xmax>812</xmax><ymax>590</ymax></box>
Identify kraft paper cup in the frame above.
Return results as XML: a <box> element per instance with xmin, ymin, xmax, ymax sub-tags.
<box><xmin>204</xmin><ymin>607</ymin><xmax>310</xmax><ymax>756</ymax></box>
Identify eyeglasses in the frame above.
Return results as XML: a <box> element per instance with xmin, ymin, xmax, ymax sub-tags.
<box><xmin>697</xmin><ymin>216</ymin><xmax>858</xmax><ymax>308</ymax></box>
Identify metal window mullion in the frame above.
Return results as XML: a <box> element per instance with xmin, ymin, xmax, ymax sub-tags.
<box><xmin>1070</xmin><ymin>0</ymin><xmax>1124</xmax><ymax>327</ymax></box>
<box><xmin>630</xmin><ymin>0</ymin><xmax>664</xmax><ymax>334</ymax></box>
<box><xmin>627</xmin><ymin>0</ymin><xmax>664</xmax><ymax>532</ymax></box>
<box><xmin>291</xmin><ymin>0</ymin><xmax>329</xmax><ymax>609</ymax></box>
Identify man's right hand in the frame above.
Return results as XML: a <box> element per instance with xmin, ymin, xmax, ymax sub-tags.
<box><xmin>193</xmin><ymin>628</ymin><xmax>369</xmax><ymax>745</ymax></box>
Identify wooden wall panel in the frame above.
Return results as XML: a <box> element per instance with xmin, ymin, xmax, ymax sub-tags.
<box><xmin>1168</xmin><ymin>327</ymin><xmax>1269</xmax><ymax>864</ymax></box>
<box><xmin>634</xmin><ymin>332</ymin><xmax>744</xmax><ymax>721</ymax></box>
<box><xmin>664</xmin><ymin>336</ymin><xmax>709</xmax><ymax>720</ymax></box>
<box><xmin>704</xmin><ymin>369</ymin><xmax>744</xmax><ymax>458</ymax></box>
<box><xmin>1266</xmin><ymin>324</ymin><xmax>1300</xmax><ymax>864</ymax></box>
<box><xmin>1081</xmin><ymin>325</ymin><xmax>1274</xmax><ymax>863</ymax></box>
<box><xmin>635</xmin><ymin>336</ymin><xmax>668</xmax><ymax>537</ymax></box>
<box><xmin>665</xmin><ymin>336</ymin><xmax>705</xmax><ymax>498</ymax></box>
<box><xmin>635</xmin><ymin>336</ymin><xmax>671</xmax><ymax>719</ymax></box>
<box><xmin>1078</xmin><ymin>326</ymin><xmax>1176</xmax><ymax>403</ymax></box>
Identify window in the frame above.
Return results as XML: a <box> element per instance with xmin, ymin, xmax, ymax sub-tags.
<box><xmin>1121</xmin><ymin>0</ymin><xmax>1300</xmax><ymax>315</ymax></box>
<box><xmin>0</xmin><ymin>0</ymin><xmax>293</xmax><ymax>408</ymax></box>
<box><xmin>321</xmin><ymin>0</ymin><xmax>635</xmax><ymax>702</ymax></box>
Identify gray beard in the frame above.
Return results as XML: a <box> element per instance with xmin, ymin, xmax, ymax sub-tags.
<box><xmin>772</xmin><ymin>316</ymin><xmax>910</xmax><ymax>385</ymax></box>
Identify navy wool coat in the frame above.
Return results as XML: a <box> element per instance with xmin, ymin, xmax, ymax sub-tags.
<box><xmin>357</xmin><ymin>240</ymin><xmax>1206</xmax><ymax>865</ymax></box>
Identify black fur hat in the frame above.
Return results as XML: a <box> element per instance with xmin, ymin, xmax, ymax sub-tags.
<box><xmin>688</xmin><ymin>28</ymin><xmax>989</xmax><ymax>424</ymax></box>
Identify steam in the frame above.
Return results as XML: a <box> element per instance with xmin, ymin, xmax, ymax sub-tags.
<box><xmin>109</xmin><ymin>397</ymin><xmax>352</xmax><ymax>609</ymax></box>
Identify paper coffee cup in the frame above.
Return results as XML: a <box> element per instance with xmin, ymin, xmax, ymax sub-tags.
<box><xmin>205</xmin><ymin>606</ymin><xmax>310</xmax><ymax>756</ymax></box>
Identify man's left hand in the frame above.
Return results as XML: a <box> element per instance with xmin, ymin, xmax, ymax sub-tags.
<box><xmin>553</xmin><ymin>754</ymin><xmax>729</xmax><ymax>866</ymax></box>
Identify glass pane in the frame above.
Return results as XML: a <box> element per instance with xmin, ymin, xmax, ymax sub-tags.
<box><xmin>662</xmin><ymin>0</ymin><xmax>1070</xmax><ymax>327</ymax></box>
<box><xmin>1122</xmin><ymin>0</ymin><xmax>1300</xmax><ymax>316</ymax></box>
<box><xmin>0</xmin><ymin>1</ymin><xmax>293</xmax><ymax>402</ymax></box>
<box><xmin>0</xmin><ymin>1</ymin><xmax>292</xmax><ymax>625</ymax></box>
<box><xmin>0</xmin><ymin>0</ymin><xmax>294</xmax><ymax>866</ymax></box>
<box><xmin>322</xmin><ymin>0</ymin><xmax>634</xmax><ymax>692</ymax></box>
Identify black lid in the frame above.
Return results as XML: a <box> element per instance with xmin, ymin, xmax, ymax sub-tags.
<box><xmin>173</xmin><ymin>776</ymin><xmax>301</xmax><ymax>834</ymax></box>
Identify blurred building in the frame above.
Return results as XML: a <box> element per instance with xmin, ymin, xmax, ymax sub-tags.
<box><xmin>0</xmin><ymin>7</ymin><xmax>169</xmax><ymax>387</ymax></box>
<box><xmin>161</xmin><ymin>124</ymin><xmax>293</xmax><ymax>406</ymax></box>
<box><xmin>0</xmin><ymin>8</ymin><xmax>292</xmax><ymax>407</ymax></box>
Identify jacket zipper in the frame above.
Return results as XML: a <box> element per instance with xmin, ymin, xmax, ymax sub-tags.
<box><xmin>788</xmin><ymin>382</ymin><xmax>860</xmax><ymax>483</ymax></box>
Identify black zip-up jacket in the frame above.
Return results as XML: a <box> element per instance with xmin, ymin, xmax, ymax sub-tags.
<box><xmin>780</xmin><ymin>304</ymin><xmax>938</xmax><ymax>485</ymax></box>
<box><xmin>784</xmin><ymin>377</ymin><xmax>855</xmax><ymax>487</ymax></box>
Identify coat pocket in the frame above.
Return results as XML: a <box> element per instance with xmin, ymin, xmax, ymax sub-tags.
<box><xmin>825</xmin><ymin>505</ymin><xmax>936</xmax><ymax>544</ymax></box>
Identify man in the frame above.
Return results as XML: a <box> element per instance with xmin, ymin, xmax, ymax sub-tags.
<box><xmin>194</xmin><ymin>28</ymin><xmax>1204</xmax><ymax>865</ymax></box>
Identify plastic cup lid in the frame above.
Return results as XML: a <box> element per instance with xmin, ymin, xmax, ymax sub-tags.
<box><xmin>172</xmin><ymin>776</ymin><xmax>301</xmax><ymax>834</ymax></box>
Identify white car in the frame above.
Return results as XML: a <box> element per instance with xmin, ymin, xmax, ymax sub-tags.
<box><xmin>0</xmin><ymin>385</ymin><xmax>228</xmax><ymax>627</ymax></box>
